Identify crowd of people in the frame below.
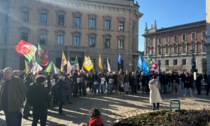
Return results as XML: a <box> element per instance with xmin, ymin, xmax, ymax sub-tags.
<box><xmin>0</xmin><ymin>67</ymin><xmax>210</xmax><ymax>126</ymax></box>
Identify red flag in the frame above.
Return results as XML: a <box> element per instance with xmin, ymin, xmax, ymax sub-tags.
<box><xmin>15</xmin><ymin>40</ymin><xmax>37</xmax><ymax>62</ymax></box>
<box><xmin>150</xmin><ymin>61</ymin><xmax>158</xmax><ymax>71</ymax></box>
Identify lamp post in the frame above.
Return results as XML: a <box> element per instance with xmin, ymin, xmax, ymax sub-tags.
<box><xmin>191</xmin><ymin>42</ymin><xmax>197</xmax><ymax>81</ymax></box>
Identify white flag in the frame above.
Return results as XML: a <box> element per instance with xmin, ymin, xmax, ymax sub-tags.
<box><xmin>53</xmin><ymin>64</ymin><xmax>60</xmax><ymax>74</ymax></box>
<box><xmin>31</xmin><ymin>62</ymin><xmax>43</xmax><ymax>75</ymax></box>
<box><xmin>107</xmin><ymin>58</ymin><xmax>111</xmax><ymax>72</ymax></box>
<box><xmin>67</xmin><ymin>60</ymin><xmax>72</xmax><ymax>75</ymax></box>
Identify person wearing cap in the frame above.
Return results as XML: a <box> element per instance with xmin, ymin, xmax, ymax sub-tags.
<box><xmin>27</xmin><ymin>75</ymin><xmax>50</xmax><ymax>126</ymax></box>
<box><xmin>0</xmin><ymin>67</ymin><xmax>27</xmax><ymax>126</ymax></box>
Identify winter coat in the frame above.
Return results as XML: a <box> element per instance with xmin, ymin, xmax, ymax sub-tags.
<box><xmin>149</xmin><ymin>79</ymin><xmax>162</xmax><ymax>104</ymax></box>
<box><xmin>0</xmin><ymin>76</ymin><xmax>27</xmax><ymax>112</ymax></box>
<box><xmin>27</xmin><ymin>83</ymin><xmax>50</xmax><ymax>110</ymax></box>
<box><xmin>55</xmin><ymin>79</ymin><xmax>68</xmax><ymax>102</ymax></box>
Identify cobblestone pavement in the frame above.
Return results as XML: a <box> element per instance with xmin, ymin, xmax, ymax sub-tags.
<box><xmin>0</xmin><ymin>89</ymin><xmax>210</xmax><ymax>126</ymax></box>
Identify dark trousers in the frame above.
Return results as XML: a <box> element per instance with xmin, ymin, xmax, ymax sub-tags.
<box><xmin>206</xmin><ymin>85</ymin><xmax>210</xmax><ymax>96</ymax></box>
<box><xmin>153</xmin><ymin>103</ymin><xmax>160</xmax><ymax>110</ymax></box>
<box><xmin>32</xmin><ymin>108</ymin><xmax>47</xmax><ymax>126</ymax></box>
<box><xmin>23</xmin><ymin>100</ymin><xmax>31</xmax><ymax>116</ymax></box>
<box><xmin>58</xmin><ymin>101</ymin><xmax>64</xmax><ymax>114</ymax></box>
<box><xmin>196</xmin><ymin>83</ymin><xmax>201</xmax><ymax>95</ymax></box>
<box><xmin>131</xmin><ymin>85</ymin><xmax>137</xmax><ymax>93</ymax></box>
<box><xmin>4</xmin><ymin>109</ymin><xmax>22</xmax><ymax>126</ymax></box>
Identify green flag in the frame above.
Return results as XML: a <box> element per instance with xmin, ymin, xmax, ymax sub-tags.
<box><xmin>45</xmin><ymin>61</ymin><xmax>54</xmax><ymax>73</ymax></box>
<box><xmin>37</xmin><ymin>43</ymin><xmax>42</xmax><ymax>64</ymax></box>
<box><xmin>148</xmin><ymin>55</ymin><xmax>152</xmax><ymax>63</ymax></box>
<box><xmin>74</xmin><ymin>57</ymin><xmax>79</xmax><ymax>70</ymax></box>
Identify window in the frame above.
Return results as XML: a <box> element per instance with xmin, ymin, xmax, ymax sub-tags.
<box><xmin>174</xmin><ymin>35</ymin><xmax>178</xmax><ymax>42</ymax></box>
<box><xmin>104</xmin><ymin>38</ymin><xmax>110</xmax><ymax>48</ymax></box>
<box><xmin>158</xmin><ymin>60</ymin><xmax>161</xmax><ymax>66</ymax></box>
<box><xmin>40</xmin><ymin>13</ymin><xmax>47</xmax><ymax>24</ymax></box>
<box><xmin>165</xmin><ymin>60</ymin><xmax>169</xmax><ymax>65</ymax></box>
<box><xmin>182</xmin><ymin>59</ymin><xmax>186</xmax><ymax>65</ymax></box>
<box><xmin>182</xmin><ymin>44</ymin><xmax>186</xmax><ymax>53</ymax></box>
<box><xmin>104</xmin><ymin>20</ymin><xmax>111</xmax><ymax>30</ymax></box>
<box><xmin>191</xmin><ymin>32</ymin><xmax>196</xmax><ymax>40</ymax></box>
<box><xmin>166</xmin><ymin>37</ymin><xmax>169</xmax><ymax>43</ymax></box>
<box><xmin>158</xmin><ymin>37</ymin><xmax>162</xmax><ymax>44</ymax></box>
<box><xmin>158</xmin><ymin>47</ymin><xmax>162</xmax><ymax>55</ymax></box>
<box><xmin>56</xmin><ymin>30</ymin><xmax>65</xmax><ymax>45</ymax></box>
<box><xmin>39</xmin><ymin>8</ymin><xmax>48</xmax><ymax>24</ymax></box>
<box><xmin>19</xmin><ymin>27</ymin><xmax>30</xmax><ymax>41</ymax></box>
<box><xmin>88</xmin><ymin>33</ymin><xmax>96</xmax><ymax>47</ymax></box>
<box><xmin>89</xmin><ymin>18</ymin><xmax>96</xmax><ymax>29</ymax></box>
<box><xmin>20</xmin><ymin>6</ymin><xmax>30</xmax><ymax>22</ymax></box>
<box><xmin>202</xmin><ymin>31</ymin><xmax>206</xmax><ymax>39</ymax></box>
<box><xmin>103</xmin><ymin>35</ymin><xmax>111</xmax><ymax>48</ymax></box>
<box><xmin>88</xmin><ymin>14</ymin><xmax>97</xmax><ymax>29</ymax></box>
<box><xmin>182</xmin><ymin>34</ymin><xmax>186</xmax><ymax>41</ymax></box>
<box><xmin>22</xmin><ymin>11</ymin><xmax>29</xmax><ymax>22</ymax></box>
<box><xmin>73</xmin><ymin>12</ymin><xmax>81</xmax><ymax>28</ymax></box>
<box><xmin>174</xmin><ymin>46</ymin><xmax>178</xmax><ymax>53</ymax></box>
<box><xmin>103</xmin><ymin>16</ymin><xmax>111</xmax><ymax>30</ymax></box>
<box><xmin>72</xmin><ymin>32</ymin><xmax>81</xmax><ymax>46</ymax></box>
<box><xmin>117</xmin><ymin>17</ymin><xmax>125</xmax><ymax>31</ymax></box>
<box><xmin>173</xmin><ymin>59</ymin><xmax>177</xmax><ymax>65</ymax></box>
<box><xmin>166</xmin><ymin>45</ymin><xmax>169</xmax><ymax>54</ymax></box>
<box><xmin>118</xmin><ymin>39</ymin><xmax>124</xmax><ymax>49</ymax></box>
<box><xmin>118</xmin><ymin>21</ymin><xmax>124</xmax><ymax>31</ymax></box>
<box><xmin>38</xmin><ymin>29</ymin><xmax>48</xmax><ymax>45</ymax></box>
<box><xmin>58</xmin><ymin>15</ymin><xmax>64</xmax><ymax>25</ymax></box>
<box><xmin>73</xmin><ymin>36</ymin><xmax>80</xmax><ymax>46</ymax></box>
<box><xmin>73</xmin><ymin>17</ymin><xmax>81</xmax><ymax>27</ymax></box>
<box><xmin>56</xmin><ymin>10</ymin><xmax>65</xmax><ymax>26</ymax></box>
<box><xmin>117</xmin><ymin>35</ymin><xmax>125</xmax><ymax>49</ymax></box>
<box><xmin>57</xmin><ymin>35</ymin><xmax>64</xmax><ymax>45</ymax></box>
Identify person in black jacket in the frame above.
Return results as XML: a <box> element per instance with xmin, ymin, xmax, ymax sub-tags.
<box><xmin>27</xmin><ymin>75</ymin><xmax>50</xmax><ymax>126</ymax></box>
<box><xmin>195</xmin><ymin>73</ymin><xmax>202</xmax><ymax>95</ymax></box>
<box><xmin>206</xmin><ymin>72</ymin><xmax>210</xmax><ymax>97</ymax></box>
<box><xmin>23</xmin><ymin>72</ymin><xmax>34</xmax><ymax>119</ymax></box>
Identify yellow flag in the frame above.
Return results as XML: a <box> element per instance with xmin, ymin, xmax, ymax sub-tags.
<box><xmin>83</xmin><ymin>56</ymin><xmax>93</xmax><ymax>71</ymax></box>
<box><xmin>98</xmin><ymin>54</ymin><xmax>103</xmax><ymax>69</ymax></box>
<box><xmin>60</xmin><ymin>51</ymin><xmax>67</xmax><ymax>72</ymax></box>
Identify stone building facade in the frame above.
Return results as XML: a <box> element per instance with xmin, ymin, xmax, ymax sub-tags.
<box><xmin>206</xmin><ymin>0</ymin><xmax>210</xmax><ymax>72</ymax></box>
<box><xmin>0</xmin><ymin>0</ymin><xmax>142</xmax><ymax>71</ymax></box>
<box><xmin>143</xmin><ymin>20</ymin><xmax>206</xmax><ymax>73</ymax></box>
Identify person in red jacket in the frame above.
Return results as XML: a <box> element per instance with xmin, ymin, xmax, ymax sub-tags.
<box><xmin>89</xmin><ymin>108</ymin><xmax>104</xmax><ymax>126</ymax></box>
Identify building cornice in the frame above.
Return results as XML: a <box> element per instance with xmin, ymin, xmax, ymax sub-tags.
<box><xmin>143</xmin><ymin>20</ymin><xmax>206</xmax><ymax>36</ymax></box>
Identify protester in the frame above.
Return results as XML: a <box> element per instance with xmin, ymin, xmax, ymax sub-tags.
<box><xmin>89</xmin><ymin>108</ymin><xmax>104</xmax><ymax>126</ymax></box>
<box><xmin>27</xmin><ymin>75</ymin><xmax>50</xmax><ymax>126</ymax></box>
<box><xmin>55</xmin><ymin>76</ymin><xmax>68</xmax><ymax>115</ymax></box>
<box><xmin>183</xmin><ymin>72</ymin><xmax>193</xmax><ymax>97</ymax></box>
<box><xmin>0</xmin><ymin>67</ymin><xmax>27</xmax><ymax>126</ymax></box>
<box><xmin>23</xmin><ymin>72</ymin><xmax>34</xmax><ymax>119</ymax></box>
<box><xmin>149</xmin><ymin>74</ymin><xmax>162</xmax><ymax>110</ymax></box>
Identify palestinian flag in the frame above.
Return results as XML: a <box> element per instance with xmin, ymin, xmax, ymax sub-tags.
<box><xmin>15</xmin><ymin>40</ymin><xmax>37</xmax><ymax>62</ymax></box>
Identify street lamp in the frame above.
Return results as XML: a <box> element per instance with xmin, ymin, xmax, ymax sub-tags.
<box><xmin>191</xmin><ymin>42</ymin><xmax>197</xmax><ymax>78</ymax></box>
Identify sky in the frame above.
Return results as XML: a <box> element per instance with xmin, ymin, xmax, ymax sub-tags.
<box><xmin>137</xmin><ymin>0</ymin><xmax>206</xmax><ymax>51</ymax></box>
